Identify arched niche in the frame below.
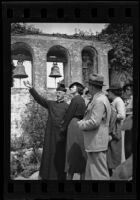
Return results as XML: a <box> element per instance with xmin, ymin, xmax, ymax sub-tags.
<box><xmin>46</xmin><ymin>45</ymin><xmax>70</xmax><ymax>88</ymax></box>
<box><xmin>108</xmin><ymin>49</ymin><xmax>132</xmax><ymax>87</ymax></box>
<box><xmin>81</xmin><ymin>46</ymin><xmax>98</xmax><ymax>86</ymax></box>
<box><xmin>11</xmin><ymin>42</ymin><xmax>33</xmax><ymax>88</ymax></box>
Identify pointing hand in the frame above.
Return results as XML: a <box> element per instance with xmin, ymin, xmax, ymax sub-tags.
<box><xmin>23</xmin><ymin>80</ymin><xmax>32</xmax><ymax>89</ymax></box>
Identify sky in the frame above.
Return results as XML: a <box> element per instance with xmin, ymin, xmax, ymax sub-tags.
<box><xmin>26</xmin><ymin>23</ymin><xmax>107</xmax><ymax>35</ymax></box>
<box><xmin>13</xmin><ymin>23</ymin><xmax>107</xmax><ymax>88</ymax></box>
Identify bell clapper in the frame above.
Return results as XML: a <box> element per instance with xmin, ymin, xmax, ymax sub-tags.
<box><xmin>20</xmin><ymin>78</ymin><xmax>21</xmax><ymax>88</ymax></box>
<box><xmin>55</xmin><ymin>77</ymin><xmax>56</xmax><ymax>88</ymax></box>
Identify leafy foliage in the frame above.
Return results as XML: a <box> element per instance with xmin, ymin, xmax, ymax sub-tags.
<box><xmin>10</xmin><ymin>149</ymin><xmax>41</xmax><ymax>178</ymax></box>
<box><xmin>97</xmin><ymin>24</ymin><xmax>133</xmax><ymax>76</ymax></box>
<box><xmin>20</xmin><ymin>99</ymin><xmax>48</xmax><ymax>150</ymax></box>
<box><xmin>11</xmin><ymin>23</ymin><xmax>42</xmax><ymax>35</ymax></box>
<box><xmin>11</xmin><ymin>98</ymin><xmax>47</xmax><ymax>178</ymax></box>
<box><xmin>11</xmin><ymin>134</ymin><xmax>30</xmax><ymax>151</ymax></box>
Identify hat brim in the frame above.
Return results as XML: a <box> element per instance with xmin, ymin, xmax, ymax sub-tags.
<box><xmin>106</xmin><ymin>88</ymin><xmax>122</xmax><ymax>92</ymax></box>
<box><xmin>86</xmin><ymin>80</ymin><xmax>105</xmax><ymax>86</ymax></box>
<box><xmin>69</xmin><ymin>82</ymin><xmax>84</xmax><ymax>89</ymax></box>
<box><xmin>56</xmin><ymin>87</ymin><xmax>67</xmax><ymax>92</ymax></box>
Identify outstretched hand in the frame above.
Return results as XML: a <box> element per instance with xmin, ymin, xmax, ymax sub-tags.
<box><xmin>23</xmin><ymin>80</ymin><xmax>32</xmax><ymax>89</ymax></box>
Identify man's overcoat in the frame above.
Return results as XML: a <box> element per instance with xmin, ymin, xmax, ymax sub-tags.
<box><xmin>78</xmin><ymin>92</ymin><xmax>111</xmax><ymax>152</ymax></box>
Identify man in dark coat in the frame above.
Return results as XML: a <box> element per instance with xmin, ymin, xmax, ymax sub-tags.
<box><xmin>24</xmin><ymin>81</ymin><xmax>68</xmax><ymax>180</ymax></box>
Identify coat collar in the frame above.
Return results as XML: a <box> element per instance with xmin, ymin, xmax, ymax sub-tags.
<box><xmin>91</xmin><ymin>91</ymin><xmax>104</xmax><ymax>101</ymax></box>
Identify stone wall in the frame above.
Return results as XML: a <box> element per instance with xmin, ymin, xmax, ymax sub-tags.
<box><xmin>11</xmin><ymin>89</ymin><xmax>30</xmax><ymax>138</ymax></box>
<box><xmin>11</xmin><ymin>35</ymin><xmax>111</xmax><ymax>90</ymax></box>
<box><xmin>11</xmin><ymin>88</ymin><xmax>72</xmax><ymax>139</ymax></box>
<box><xmin>11</xmin><ymin>35</ymin><xmax>111</xmax><ymax>138</ymax></box>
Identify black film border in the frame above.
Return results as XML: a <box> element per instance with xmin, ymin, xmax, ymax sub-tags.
<box><xmin>3</xmin><ymin>1</ymin><xmax>139</xmax><ymax>200</ymax></box>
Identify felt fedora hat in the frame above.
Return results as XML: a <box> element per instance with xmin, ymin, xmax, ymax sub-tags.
<box><xmin>106</xmin><ymin>84</ymin><xmax>122</xmax><ymax>92</ymax></box>
<box><xmin>87</xmin><ymin>73</ymin><xmax>105</xmax><ymax>86</ymax></box>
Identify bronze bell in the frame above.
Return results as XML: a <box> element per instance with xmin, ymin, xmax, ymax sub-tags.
<box><xmin>49</xmin><ymin>62</ymin><xmax>62</xmax><ymax>78</ymax></box>
<box><xmin>13</xmin><ymin>60</ymin><xmax>28</xmax><ymax>79</ymax></box>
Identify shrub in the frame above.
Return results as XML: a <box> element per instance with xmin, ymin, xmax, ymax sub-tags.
<box><xmin>11</xmin><ymin>98</ymin><xmax>48</xmax><ymax>178</ymax></box>
<box><xmin>11</xmin><ymin>148</ymin><xmax>42</xmax><ymax>179</ymax></box>
<box><xmin>21</xmin><ymin>100</ymin><xmax>48</xmax><ymax>150</ymax></box>
<box><xmin>20</xmin><ymin>163</ymin><xmax>40</xmax><ymax>178</ymax></box>
<box><xmin>10</xmin><ymin>150</ymin><xmax>24</xmax><ymax>178</ymax></box>
<box><xmin>11</xmin><ymin>134</ymin><xmax>30</xmax><ymax>151</ymax></box>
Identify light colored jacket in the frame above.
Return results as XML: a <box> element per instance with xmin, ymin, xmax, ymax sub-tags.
<box><xmin>78</xmin><ymin>92</ymin><xmax>111</xmax><ymax>152</ymax></box>
<box><xmin>111</xmin><ymin>96</ymin><xmax>126</xmax><ymax>140</ymax></box>
<box><xmin>112</xmin><ymin>97</ymin><xmax>126</xmax><ymax>120</ymax></box>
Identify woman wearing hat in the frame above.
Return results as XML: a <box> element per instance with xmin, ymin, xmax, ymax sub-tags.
<box><xmin>24</xmin><ymin>80</ymin><xmax>68</xmax><ymax>180</ymax></box>
<box><xmin>107</xmin><ymin>85</ymin><xmax>126</xmax><ymax>176</ymax></box>
<box><xmin>60</xmin><ymin>82</ymin><xmax>87</xmax><ymax>180</ymax></box>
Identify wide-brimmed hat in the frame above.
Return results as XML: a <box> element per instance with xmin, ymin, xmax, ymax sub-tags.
<box><xmin>56</xmin><ymin>84</ymin><xmax>67</xmax><ymax>92</ymax></box>
<box><xmin>69</xmin><ymin>82</ymin><xmax>85</xmax><ymax>89</ymax></box>
<box><xmin>87</xmin><ymin>73</ymin><xmax>105</xmax><ymax>86</ymax></box>
<box><xmin>106</xmin><ymin>85</ymin><xmax>122</xmax><ymax>92</ymax></box>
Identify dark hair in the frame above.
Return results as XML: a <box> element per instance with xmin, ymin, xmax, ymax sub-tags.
<box><xmin>69</xmin><ymin>83</ymin><xmax>84</xmax><ymax>95</ymax></box>
<box><xmin>123</xmin><ymin>84</ymin><xmax>133</xmax><ymax>92</ymax></box>
<box><xmin>85</xmin><ymin>90</ymin><xmax>89</xmax><ymax>95</ymax></box>
<box><xmin>77</xmin><ymin>85</ymin><xmax>84</xmax><ymax>95</ymax></box>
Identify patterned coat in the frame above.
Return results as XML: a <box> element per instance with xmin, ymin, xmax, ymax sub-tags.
<box><xmin>78</xmin><ymin>92</ymin><xmax>111</xmax><ymax>152</ymax></box>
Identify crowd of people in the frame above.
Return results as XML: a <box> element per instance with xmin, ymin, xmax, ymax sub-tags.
<box><xmin>23</xmin><ymin>73</ymin><xmax>133</xmax><ymax>180</ymax></box>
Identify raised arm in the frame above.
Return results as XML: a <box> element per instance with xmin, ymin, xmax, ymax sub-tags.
<box><xmin>24</xmin><ymin>81</ymin><xmax>50</xmax><ymax>109</ymax></box>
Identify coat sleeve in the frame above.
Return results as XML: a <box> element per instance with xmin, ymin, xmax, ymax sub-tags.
<box><xmin>115</xmin><ymin>100</ymin><xmax>126</xmax><ymax>120</ymax></box>
<box><xmin>29</xmin><ymin>88</ymin><xmax>50</xmax><ymax>109</ymax></box>
<box><xmin>61</xmin><ymin>98</ymin><xmax>78</xmax><ymax>131</ymax></box>
<box><xmin>78</xmin><ymin>101</ymin><xmax>105</xmax><ymax>131</ymax></box>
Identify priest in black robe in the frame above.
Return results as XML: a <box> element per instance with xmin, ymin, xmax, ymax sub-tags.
<box><xmin>24</xmin><ymin>81</ymin><xmax>68</xmax><ymax>180</ymax></box>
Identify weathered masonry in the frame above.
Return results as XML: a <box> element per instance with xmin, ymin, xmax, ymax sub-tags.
<box><xmin>11</xmin><ymin>35</ymin><xmax>112</xmax><ymax>138</ymax></box>
<box><xmin>11</xmin><ymin>34</ymin><xmax>112</xmax><ymax>90</ymax></box>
